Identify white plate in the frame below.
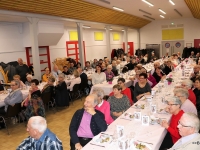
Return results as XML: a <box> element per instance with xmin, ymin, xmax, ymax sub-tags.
<box><xmin>91</xmin><ymin>134</ymin><xmax>113</xmax><ymax>146</ymax></box>
<box><xmin>130</xmin><ymin>141</ymin><xmax>152</xmax><ymax>150</ymax></box>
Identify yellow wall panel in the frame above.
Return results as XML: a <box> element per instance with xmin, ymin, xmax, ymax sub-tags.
<box><xmin>69</xmin><ymin>31</ymin><xmax>78</xmax><ymax>41</ymax></box>
<box><xmin>113</xmin><ymin>33</ymin><xmax>120</xmax><ymax>41</ymax></box>
<box><xmin>162</xmin><ymin>28</ymin><xmax>184</xmax><ymax>40</ymax></box>
<box><xmin>94</xmin><ymin>32</ymin><xmax>103</xmax><ymax>41</ymax></box>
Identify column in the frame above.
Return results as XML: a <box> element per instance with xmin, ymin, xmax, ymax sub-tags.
<box><xmin>105</xmin><ymin>26</ymin><xmax>111</xmax><ymax>59</ymax></box>
<box><xmin>27</xmin><ymin>17</ymin><xmax>41</xmax><ymax>80</ymax></box>
<box><xmin>124</xmin><ymin>28</ymin><xmax>128</xmax><ymax>54</ymax></box>
<box><xmin>76</xmin><ymin>22</ymin><xmax>85</xmax><ymax>67</ymax></box>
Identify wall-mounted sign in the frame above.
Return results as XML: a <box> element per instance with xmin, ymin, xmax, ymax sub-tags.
<box><xmin>175</xmin><ymin>42</ymin><xmax>181</xmax><ymax>48</ymax></box>
<box><xmin>165</xmin><ymin>43</ymin><xmax>170</xmax><ymax>48</ymax></box>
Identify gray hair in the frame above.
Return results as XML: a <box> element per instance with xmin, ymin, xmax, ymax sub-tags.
<box><xmin>92</xmin><ymin>87</ymin><xmax>104</xmax><ymax>99</ymax></box>
<box><xmin>58</xmin><ymin>73</ymin><xmax>65</xmax><ymax>78</ymax></box>
<box><xmin>12</xmin><ymin>80</ymin><xmax>20</xmax><ymax>88</ymax></box>
<box><xmin>167</xmin><ymin>96</ymin><xmax>182</xmax><ymax>105</ymax></box>
<box><xmin>181</xmin><ymin>113</ymin><xmax>200</xmax><ymax>132</ymax></box>
<box><xmin>107</xmin><ymin>65</ymin><xmax>112</xmax><ymax>69</ymax></box>
<box><xmin>88</xmin><ymin>94</ymin><xmax>98</xmax><ymax>106</ymax></box>
<box><xmin>182</xmin><ymin>79</ymin><xmax>193</xmax><ymax>89</ymax></box>
<box><xmin>30</xmin><ymin>116</ymin><xmax>47</xmax><ymax>133</ymax></box>
<box><xmin>174</xmin><ymin>88</ymin><xmax>189</xmax><ymax>99</ymax></box>
<box><xmin>26</xmin><ymin>74</ymin><xmax>33</xmax><ymax>79</ymax></box>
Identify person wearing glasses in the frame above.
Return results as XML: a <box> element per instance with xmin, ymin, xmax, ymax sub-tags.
<box><xmin>0</xmin><ymin>80</ymin><xmax>23</xmax><ymax>115</ymax></box>
<box><xmin>133</xmin><ymin>73</ymin><xmax>151</xmax><ymax>102</ymax></box>
<box><xmin>168</xmin><ymin>113</ymin><xmax>200</xmax><ymax>150</ymax></box>
<box><xmin>174</xmin><ymin>88</ymin><xmax>197</xmax><ymax>115</ymax></box>
<box><xmin>160</xmin><ymin>97</ymin><xmax>184</xmax><ymax>149</ymax></box>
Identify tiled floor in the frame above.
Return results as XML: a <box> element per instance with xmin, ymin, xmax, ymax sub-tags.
<box><xmin>0</xmin><ymin>98</ymin><xmax>84</xmax><ymax>150</ymax></box>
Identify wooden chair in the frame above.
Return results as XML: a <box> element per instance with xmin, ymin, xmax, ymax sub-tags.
<box><xmin>0</xmin><ymin>66</ymin><xmax>8</xmax><ymax>83</ymax></box>
<box><xmin>41</xmin><ymin>92</ymin><xmax>56</xmax><ymax>113</ymax></box>
<box><xmin>69</xmin><ymin>84</ymin><xmax>82</xmax><ymax>104</ymax></box>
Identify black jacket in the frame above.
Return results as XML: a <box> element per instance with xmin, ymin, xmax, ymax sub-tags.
<box><xmin>69</xmin><ymin>108</ymin><xmax>107</xmax><ymax>145</ymax></box>
<box><xmin>152</xmin><ymin>72</ymin><xmax>165</xmax><ymax>83</ymax></box>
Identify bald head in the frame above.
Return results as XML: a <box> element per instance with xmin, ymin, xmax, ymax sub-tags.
<box><xmin>18</xmin><ymin>58</ymin><xmax>23</xmax><ymax>65</ymax></box>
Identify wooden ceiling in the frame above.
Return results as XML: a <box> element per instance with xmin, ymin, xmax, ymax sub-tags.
<box><xmin>0</xmin><ymin>0</ymin><xmax>151</xmax><ymax>29</ymax></box>
<box><xmin>185</xmin><ymin>0</ymin><xmax>200</xmax><ymax>19</ymax></box>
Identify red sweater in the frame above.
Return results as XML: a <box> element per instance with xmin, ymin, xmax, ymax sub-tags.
<box><xmin>109</xmin><ymin>88</ymin><xmax>133</xmax><ymax>105</ymax></box>
<box><xmin>167</xmin><ymin>110</ymin><xmax>184</xmax><ymax>143</ymax></box>
<box><xmin>188</xmin><ymin>89</ymin><xmax>196</xmax><ymax>106</ymax></box>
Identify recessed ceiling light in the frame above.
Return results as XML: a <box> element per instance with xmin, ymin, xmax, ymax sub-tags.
<box><xmin>159</xmin><ymin>8</ymin><xmax>166</xmax><ymax>14</ymax></box>
<box><xmin>169</xmin><ymin>0</ymin><xmax>175</xmax><ymax>5</ymax></box>
<box><xmin>171</xmin><ymin>22</ymin><xmax>174</xmax><ymax>25</ymax></box>
<box><xmin>113</xmin><ymin>6</ymin><xmax>124</xmax><ymax>12</ymax></box>
<box><xmin>160</xmin><ymin>15</ymin><xmax>165</xmax><ymax>18</ymax></box>
<box><xmin>82</xmin><ymin>25</ymin><xmax>91</xmax><ymax>28</ymax></box>
<box><xmin>142</xmin><ymin>0</ymin><xmax>154</xmax><ymax>7</ymax></box>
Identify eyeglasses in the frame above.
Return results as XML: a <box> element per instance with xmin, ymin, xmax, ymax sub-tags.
<box><xmin>178</xmin><ymin>121</ymin><xmax>192</xmax><ymax>128</ymax></box>
<box><xmin>167</xmin><ymin>104</ymin><xmax>178</xmax><ymax>107</ymax></box>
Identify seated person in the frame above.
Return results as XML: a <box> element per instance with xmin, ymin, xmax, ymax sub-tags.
<box><xmin>62</xmin><ymin>66</ymin><xmax>70</xmax><ymax>76</ymax></box>
<box><xmin>68</xmin><ymin>62</ymin><xmax>76</xmax><ymax>75</ymax></box>
<box><xmin>76</xmin><ymin>62</ymin><xmax>81</xmax><ymax>68</ymax></box>
<box><xmin>190</xmin><ymin>65</ymin><xmax>200</xmax><ymax>82</ymax></box>
<box><xmin>174</xmin><ymin>88</ymin><xmax>197</xmax><ymax>115</ymax></box>
<box><xmin>42</xmin><ymin>76</ymin><xmax>55</xmax><ymax>100</ymax></box>
<box><xmin>160</xmin><ymin>97</ymin><xmax>184</xmax><ymax>149</ymax></box>
<box><xmin>92</xmin><ymin>65</ymin><xmax>106</xmax><ymax>85</ymax></box>
<box><xmin>91</xmin><ymin>59</ymin><xmax>98</xmax><ymax>68</ymax></box>
<box><xmin>84</xmin><ymin>61</ymin><xmax>92</xmax><ymax>71</ymax></box>
<box><xmin>67</xmin><ymin>70</ymin><xmax>81</xmax><ymax>91</ymax></box>
<box><xmin>151</xmin><ymin>62</ymin><xmax>160</xmax><ymax>75</ymax></box>
<box><xmin>125</xmin><ymin>58</ymin><xmax>137</xmax><ymax>70</ymax></box>
<box><xmin>108</xmin><ymin>84</ymin><xmax>130</xmax><ymax>120</ymax></box>
<box><xmin>101</xmin><ymin>63</ymin><xmax>107</xmax><ymax>72</ymax></box>
<box><xmin>141</xmin><ymin>67</ymin><xmax>157</xmax><ymax>88</ymax></box>
<box><xmin>93</xmin><ymin>87</ymin><xmax>113</xmax><ymax>125</ymax></box>
<box><xmin>134</xmin><ymin>73</ymin><xmax>151</xmax><ymax>101</ymax></box>
<box><xmin>25</xmin><ymin>74</ymin><xmax>33</xmax><ymax>86</ymax></box>
<box><xmin>169</xmin><ymin>113</ymin><xmax>200</xmax><ymax>150</ymax></box>
<box><xmin>17</xmin><ymin>116</ymin><xmax>63</xmax><ymax>150</ymax></box>
<box><xmin>109</xmin><ymin>78</ymin><xmax>133</xmax><ymax>105</ymax></box>
<box><xmin>42</xmin><ymin>67</ymin><xmax>52</xmax><ymax>82</ymax></box>
<box><xmin>13</xmin><ymin>75</ymin><xmax>25</xmax><ymax>88</ymax></box>
<box><xmin>152</xmin><ymin>67</ymin><xmax>166</xmax><ymax>83</ymax></box>
<box><xmin>104</xmin><ymin>65</ymin><xmax>115</xmax><ymax>81</ymax></box>
<box><xmin>0</xmin><ymin>80</ymin><xmax>23</xmax><ymax>115</ymax></box>
<box><xmin>69</xmin><ymin>94</ymin><xmax>107</xmax><ymax>150</ymax></box>
<box><xmin>116</xmin><ymin>60</ymin><xmax>121</xmax><ymax>75</ymax></box>
<box><xmin>163</xmin><ymin>60</ymin><xmax>174</xmax><ymax>75</ymax></box>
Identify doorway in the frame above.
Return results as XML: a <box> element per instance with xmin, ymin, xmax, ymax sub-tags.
<box><xmin>123</xmin><ymin>42</ymin><xmax>134</xmax><ymax>56</ymax></box>
<box><xmin>162</xmin><ymin>41</ymin><xmax>184</xmax><ymax>56</ymax></box>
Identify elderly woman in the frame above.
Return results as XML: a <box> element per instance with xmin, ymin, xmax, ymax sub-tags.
<box><xmin>42</xmin><ymin>76</ymin><xmax>55</xmax><ymax>98</ymax></box>
<box><xmin>108</xmin><ymin>84</ymin><xmax>130</xmax><ymax>120</ymax></box>
<box><xmin>55</xmin><ymin>73</ymin><xmax>70</xmax><ymax>107</ymax></box>
<box><xmin>152</xmin><ymin>67</ymin><xmax>166</xmax><ymax>83</ymax></box>
<box><xmin>67</xmin><ymin>70</ymin><xmax>81</xmax><ymax>91</ymax></box>
<box><xmin>92</xmin><ymin>65</ymin><xmax>106</xmax><ymax>85</ymax></box>
<box><xmin>174</xmin><ymin>88</ymin><xmax>197</xmax><ymax>115</ymax></box>
<box><xmin>13</xmin><ymin>75</ymin><xmax>25</xmax><ymax>88</ymax></box>
<box><xmin>134</xmin><ymin>73</ymin><xmax>151</xmax><ymax>101</ymax></box>
<box><xmin>42</xmin><ymin>67</ymin><xmax>52</xmax><ymax>82</ymax></box>
<box><xmin>93</xmin><ymin>87</ymin><xmax>114</xmax><ymax>125</ymax></box>
<box><xmin>25</xmin><ymin>74</ymin><xmax>33</xmax><ymax>86</ymax></box>
<box><xmin>104</xmin><ymin>65</ymin><xmax>115</xmax><ymax>81</ymax></box>
<box><xmin>160</xmin><ymin>97</ymin><xmax>184</xmax><ymax>149</ymax></box>
<box><xmin>141</xmin><ymin>67</ymin><xmax>157</xmax><ymax>88</ymax></box>
<box><xmin>163</xmin><ymin>60</ymin><xmax>174</xmax><ymax>75</ymax></box>
<box><xmin>181</xmin><ymin>79</ymin><xmax>196</xmax><ymax>105</ymax></box>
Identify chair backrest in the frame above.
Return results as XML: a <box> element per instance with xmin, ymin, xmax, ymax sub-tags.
<box><xmin>41</xmin><ymin>92</ymin><xmax>51</xmax><ymax>105</ymax></box>
<box><xmin>72</xmin><ymin>84</ymin><xmax>80</xmax><ymax>92</ymax></box>
<box><xmin>6</xmin><ymin>103</ymin><xmax>21</xmax><ymax>117</ymax></box>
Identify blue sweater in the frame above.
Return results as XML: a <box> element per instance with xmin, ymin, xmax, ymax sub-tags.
<box><xmin>69</xmin><ymin>108</ymin><xmax>107</xmax><ymax>144</ymax></box>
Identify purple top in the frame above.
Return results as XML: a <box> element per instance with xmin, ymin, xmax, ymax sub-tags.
<box><xmin>104</xmin><ymin>71</ymin><xmax>115</xmax><ymax>80</ymax></box>
<box><xmin>77</xmin><ymin>111</ymin><xmax>94</xmax><ymax>138</ymax></box>
<box><xmin>148</xmin><ymin>74</ymin><xmax>157</xmax><ymax>88</ymax></box>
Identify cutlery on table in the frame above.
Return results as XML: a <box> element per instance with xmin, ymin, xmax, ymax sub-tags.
<box><xmin>137</xmin><ymin>140</ymin><xmax>153</xmax><ymax>145</ymax></box>
<box><xmin>90</xmin><ymin>143</ymin><xmax>105</xmax><ymax>147</ymax></box>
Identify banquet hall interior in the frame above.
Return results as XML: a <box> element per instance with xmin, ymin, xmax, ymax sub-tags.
<box><xmin>0</xmin><ymin>0</ymin><xmax>200</xmax><ymax>149</ymax></box>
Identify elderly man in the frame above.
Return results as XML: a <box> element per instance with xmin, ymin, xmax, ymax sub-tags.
<box><xmin>116</xmin><ymin>59</ymin><xmax>121</xmax><ymax>74</ymax></box>
<box><xmin>125</xmin><ymin>58</ymin><xmax>137</xmax><ymax>70</ymax></box>
<box><xmin>0</xmin><ymin>80</ymin><xmax>23</xmax><ymax>115</ymax></box>
<box><xmin>169</xmin><ymin>113</ymin><xmax>200</xmax><ymax>150</ymax></box>
<box><xmin>174</xmin><ymin>88</ymin><xmax>197</xmax><ymax>115</ymax></box>
<box><xmin>16</xmin><ymin>58</ymin><xmax>30</xmax><ymax>83</ymax></box>
<box><xmin>17</xmin><ymin>116</ymin><xmax>63</xmax><ymax>150</ymax></box>
<box><xmin>190</xmin><ymin>65</ymin><xmax>200</xmax><ymax>82</ymax></box>
<box><xmin>52</xmin><ymin>65</ymin><xmax>62</xmax><ymax>78</ymax></box>
<box><xmin>69</xmin><ymin>94</ymin><xmax>107</xmax><ymax>150</ymax></box>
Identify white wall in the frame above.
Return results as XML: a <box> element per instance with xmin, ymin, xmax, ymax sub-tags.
<box><xmin>140</xmin><ymin>17</ymin><xmax>200</xmax><ymax>51</ymax></box>
<box><xmin>128</xmin><ymin>29</ymin><xmax>138</xmax><ymax>51</ymax></box>
<box><xmin>0</xmin><ymin>22</ymin><xmax>26</xmax><ymax>63</ymax></box>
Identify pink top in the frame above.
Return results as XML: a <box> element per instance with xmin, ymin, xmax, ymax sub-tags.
<box><xmin>77</xmin><ymin>111</ymin><xmax>94</xmax><ymax>138</ymax></box>
<box><xmin>95</xmin><ymin>100</ymin><xmax>114</xmax><ymax>125</ymax></box>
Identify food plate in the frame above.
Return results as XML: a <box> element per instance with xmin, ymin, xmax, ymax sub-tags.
<box><xmin>122</xmin><ymin>113</ymin><xmax>135</xmax><ymax>120</ymax></box>
<box><xmin>150</xmin><ymin>115</ymin><xmax>159</xmax><ymax>125</ymax></box>
<box><xmin>91</xmin><ymin>134</ymin><xmax>113</xmax><ymax>147</ymax></box>
<box><xmin>157</xmin><ymin>109</ymin><xmax>168</xmax><ymax>114</ymax></box>
<box><xmin>130</xmin><ymin>141</ymin><xmax>152</xmax><ymax>150</ymax></box>
<box><xmin>134</xmin><ymin>104</ymin><xmax>145</xmax><ymax>109</ymax></box>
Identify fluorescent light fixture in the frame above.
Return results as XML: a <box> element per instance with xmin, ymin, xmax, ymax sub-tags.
<box><xmin>160</xmin><ymin>15</ymin><xmax>165</xmax><ymax>18</ymax></box>
<box><xmin>142</xmin><ymin>0</ymin><xmax>154</xmax><ymax>7</ymax></box>
<box><xmin>113</xmin><ymin>6</ymin><xmax>124</xmax><ymax>11</ymax></box>
<box><xmin>159</xmin><ymin>8</ymin><xmax>166</xmax><ymax>14</ymax></box>
<box><xmin>169</xmin><ymin>0</ymin><xmax>175</xmax><ymax>5</ymax></box>
<box><xmin>82</xmin><ymin>25</ymin><xmax>91</xmax><ymax>28</ymax></box>
<box><xmin>109</xmin><ymin>28</ymin><xmax>113</xmax><ymax>30</ymax></box>
<box><xmin>143</xmin><ymin>15</ymin><xmax>155</xmax><ymax>20</ymax></box>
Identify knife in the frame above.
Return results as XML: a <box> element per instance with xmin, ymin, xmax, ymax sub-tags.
<box><xmin>90</xmin><ymin>143</ymin><xmax>105</xmax><ymax>147</ymax></box>
<box><xmin>137</xmin><ymin>140</ymin><xmax>153</xmax><ymax>145</ymax></box>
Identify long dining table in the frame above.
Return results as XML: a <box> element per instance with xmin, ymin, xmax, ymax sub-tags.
<box><xmin>82</xmin><ymin>59</ymin><xmax>194</xmax><ymax>150</ymax></box>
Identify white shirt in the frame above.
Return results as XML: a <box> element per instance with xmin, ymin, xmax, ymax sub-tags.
<box><xmin>92</xmin><ymin>72</ymin><xmax>106</xmax><ymax>85</ymax></box>
<box><xmin>181</xmin><ymin>99</ymin><xmax>197</xmax><ymax>115</ymax></box>
<box><xmin>67</xmin><ymin>77</ymin><xmax>81</xmax><ymax>91</ymax></box>
<box><xmin>116</xmin><ymin>64</ymin><xmax>120</xmax><ymax>74</ymax></box>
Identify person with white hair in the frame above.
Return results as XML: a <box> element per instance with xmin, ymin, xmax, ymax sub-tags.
<box><xmin>181</xmin><ymin>79</ymin><xmax>196</xmax><ymax>105</ymax></box>
<box><xmin>174</xmin><ymin>88</ymin><xmax>197</xmax><ymax>115</ymax></box>
<box><xmin>52</xmin><ymin>65</ymin><xmax>62</xmax><ymax>78</ymax></box>
<box><xmin>25</xmin><ymin>74</ymin><xmax>33</xmax><ymax>86</ymax></box>
<box><xmin>169</xmin><ymin>113</ymin><xmax>200</xmax><ymax>150</ymax></box>
<box><xmin>17</xmin><ymin>116</ymin><xmax>63</xmax><ymax>150</ymax></box>
<box><xmin>104</xmin><ymin>65</ymin><xmax>115</xmax><ymax>81</ymax></box>
<box><xmin>69</xmin><ymin>94</ymin><xmax>107</xmax><ymax>150</ymax></box>
<box><xmin>116</xmin><ymin>60</ymin><xmax>121</xmax><ymax>74</ymax></box>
